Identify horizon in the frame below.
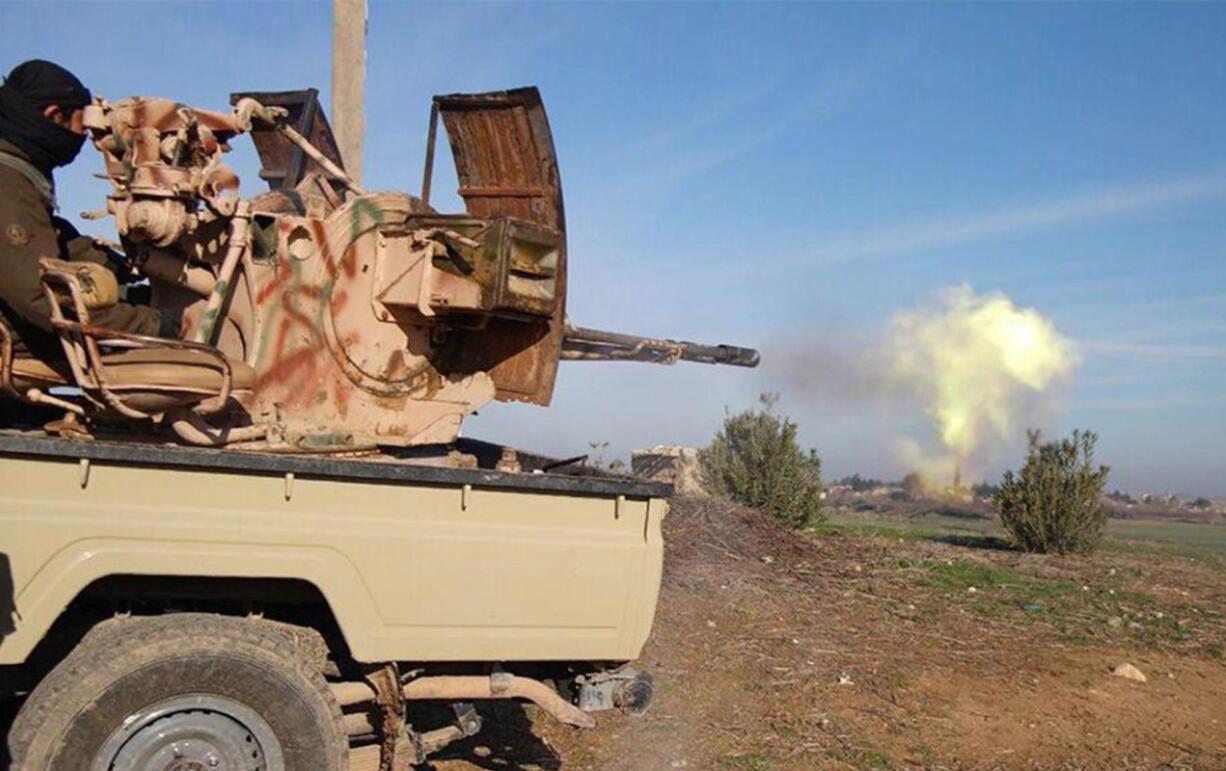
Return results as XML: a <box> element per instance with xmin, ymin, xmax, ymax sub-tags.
<box><xmin>9</xmin><ymin>1</ymin><xmax>1225</xmax><ymax>496</ymax></box>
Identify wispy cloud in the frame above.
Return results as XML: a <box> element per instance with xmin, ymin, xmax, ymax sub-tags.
<box><xmin>1079</xmin><ymin>339</ymin><xmax>1226</xmax><ymax>361</ymax></box>
<box><xmin>1064</xmin><ymin>316</ymin><xmax>1226</xmax><ymax>344</ymax></box>
<box><xmin>654</xmin><ymin>62</ymin><xmax>873</xmax><ymax>183</ymax></box>
<box><xmin>616</xmin><ymin>46</ymin><xmax>903</xmax><ymax>188</ymax></box>
<box><xmin>805</xmin><ymin>174</ymin><xmax>1226</xmax><ymax>267</ymax></box>
<box><xmin>575</xmin><ymin>47</ymin><xmax>901</xmax><ymax>250</ymax></box>
<box><xmin>623</xmin><ymin>60</ymin><xmax>798</xmax><ymax>159</ymax></box>
<box><xmin>1054</xmin><ymin>289</ymin><xmax>1226</xmax><ymax>320</ymax></box>
<box><xmin>1073</xmin><ymin>395</ymin><xmax>1226</xmax><ymax>412</ymax></box>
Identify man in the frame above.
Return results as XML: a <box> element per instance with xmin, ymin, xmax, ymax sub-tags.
<box><xmin>0</xmin><ymin>59</ymin><xmax>163</xmax><ymax>361</ymax></box>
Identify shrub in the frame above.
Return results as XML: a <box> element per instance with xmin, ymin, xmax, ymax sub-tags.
<box><xmin>699</xmin><ymin>393</ymin><xmax>824</xmax><ymax>528</ymax></box>
<box><xmin>901</xmin><ymin>471</ymin><xmax>926</xmax><ymax>500</ymax></box>
<box><xmin>837</xmin><ymin>473</ymin><xmax>883</xmax><ymax>492</ymax></box>
<box><xmin>972</xmin><ymin>481</ymin><xmax>1002</xmax><ymax>499</ymax></box>
<box><xmin>994</xmin><ymin>429</ymin><xmax>1110</xmax><ymax>554</ymax></box>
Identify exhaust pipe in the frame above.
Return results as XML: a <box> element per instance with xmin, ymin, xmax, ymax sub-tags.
<box><xmin>575</xmin><ymin>668</ymin><xmax>654</xmax><ymax>716</ymax></box>
<box><xmin>331</xmin><ymin>671</ymin><xmax>595</xmax><ymax>729</ymax></box>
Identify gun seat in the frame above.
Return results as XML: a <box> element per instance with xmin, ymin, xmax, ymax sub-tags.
<box><xmin>7</xmin><ymin>356</ymin><xmax>68</xmax><ymax>392</ymax></box>
<box><xmin>0</xmin><ymin>261</ymin><xmax>256</xmax><ymax>421</ymax></box>
<box><xmin>7</xmin><ymin>346</ymin><xmax>256</xmax><ymax>414</ymax></box>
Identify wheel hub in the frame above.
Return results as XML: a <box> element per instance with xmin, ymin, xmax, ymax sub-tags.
<box><xmin>93</xmin><ymin>695</ymin><xmax>284</xmax><ymax>771</ymax></box>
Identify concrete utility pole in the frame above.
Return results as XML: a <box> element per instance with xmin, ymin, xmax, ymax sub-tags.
<box><xmin>332</xmin><ymin>0</ymin><xmax>366</xmax><ymax>186</ymax></box>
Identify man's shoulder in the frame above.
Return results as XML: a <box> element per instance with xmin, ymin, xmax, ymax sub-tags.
<box><xmin>0</xmin><ymin>152</ymin><xmax>51</xmax><ymax>209</ymax></box>
<box><xmin>0</xmin><ymin>163</ymin><xmax>47</xmax><ymax>214</ymax></box>
<box><xmin>0</xmin><ymin>138</ymin><xmax>53</xmax><ymax>203</ymax></box>
<box><xmin>0</xmin><ymin>137</ymin><xmax>30</xmax><ymax>162</ymax></box>
<box><xmin>0</xmin><ymin>140</ymin><xmax>54</xmax><ymax>251</ymax></box>
<box><xmin>0</xmin><ymin>161</ymin><xmax>36</xmax><ymax>194</ymax></box>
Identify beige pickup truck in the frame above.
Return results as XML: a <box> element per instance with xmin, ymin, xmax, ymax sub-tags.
<box><xmin>0</xmin><ymin>433</ymin><xmax>668</xmax><ymax>769</ymax></box>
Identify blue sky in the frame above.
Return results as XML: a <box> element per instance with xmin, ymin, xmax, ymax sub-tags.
<box><xmin>11</xmin><ymin>1</ymin><xmax>1226</xmax><ymax>495</ymax></box>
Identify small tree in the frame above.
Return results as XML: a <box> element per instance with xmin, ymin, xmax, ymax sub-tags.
<box><xmin>994</xmin><ymin>429</ymin><xmax>1110</xmax><ymax>554</ymax></box>
<box><xmin>901</xmin><ymin>471</ymin><xmax>926</xmax><ymax>499</ymax></box>
<box><xmin>699</xmin><ymin>393</ymin><xmax>824</xmax><ymax>528</ymax></box>
<box><xmin>839</xmin><ymin>473</ymin><xmax>883</xmax><ymax>492</ymax></box>
<box><xmin>972</xmin><ymin>481</ymin><xmax>1002</xmax><ymax>499</ymax></box>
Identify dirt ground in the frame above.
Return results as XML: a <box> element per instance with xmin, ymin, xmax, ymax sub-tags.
<box><xmin>427</xmin><ymin>496</ymin><xmax>1226</xmax><ymax>771</ymax></box>
<box><xmin>3</xmin><ymin>495</ymin><xmax>1223</xmax><ymax>770</ymax></box>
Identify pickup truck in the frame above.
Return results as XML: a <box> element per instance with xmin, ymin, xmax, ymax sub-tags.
<box><xmin>0</xmin><ymin>433</ymin><xmax>668</xmax><ymax>770</ymax></box>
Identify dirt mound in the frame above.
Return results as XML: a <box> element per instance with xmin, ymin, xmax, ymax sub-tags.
<box><xmin>663</xmin><ymin>495</ymin><xmax>817</xmax><ymax>583</ymax></box>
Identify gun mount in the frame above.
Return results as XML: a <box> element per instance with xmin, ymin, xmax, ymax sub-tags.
<box><xmin>0</xmin><ymin>87</ymin><xmax>758</xmax><ymax>452</ymax></box>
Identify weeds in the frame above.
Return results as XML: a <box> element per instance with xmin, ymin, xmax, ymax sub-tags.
<box><xmin>893</xmin><ymin>558</ymin><xmax>1209</xmax><ymax>650</ymax></box>
<box><xmin>718</xmin><ymin>753</ymin><xmax>775</xmax><ymax>770</ymax></box>
<box><xmin>826</xmin><ymin>747</ymin><xmax>893</xmax><ymax>770</ymax></box>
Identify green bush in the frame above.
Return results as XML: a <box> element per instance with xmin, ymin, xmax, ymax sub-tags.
<box><xmin>901</xmin><ymin>471</ymin><xmax>926</xmax><ymax>500</ymax></box>
<box><xmin>994</xmin><ymin>429</ymin><xmax>1110</xmax><ymax>554</ymax></box>
<box><xmin>837</xmin><ymin>473</ymin><xmax>883</xmax><ymax>492</ymax></box>
<box><xmin>699</xmin><ymin>394</ymin><xmax>824</xmax><ymax>528</ymax></box>
<box><xmin>972</xmin><ymin>481</ymin><xmax>1002</xmax><ymax>499</ymax></box>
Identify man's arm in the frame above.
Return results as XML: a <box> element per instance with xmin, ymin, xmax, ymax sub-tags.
<box><xmin>54</xmin><ymin>215</ymin><xmax>108</xmax><ymax>265</ymax></box>
<box><xmin>53</xmin><ymin>215</ymin><xmax>140</xmax><ymax>284</ymax></box>
<box><xmin>0</xmin><ymin>169</ymin><xmax>161</xmax><ymax>337</ymax></box>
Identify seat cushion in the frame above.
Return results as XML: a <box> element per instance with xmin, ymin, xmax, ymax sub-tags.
<box><xmin>7</xmin><ymin>349</ymin><xmax>254</xmax><ymax>413</ymax></box>
<box><xmin>98</xmin><ymin>348</ymin><xmax>256</xmax><ymax>394</ymax></box>
<box><xmin>10</xmin><ymin>357</ymin><xmax>70</xmax><ymax>390</ymax></box>
<box><xmin>40</xmin><ymin>259</ymin><xmax>120</xmax><ymax>310</ymax></box>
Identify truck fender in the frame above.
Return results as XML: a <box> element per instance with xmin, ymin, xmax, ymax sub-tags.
<box><xmin>2</xmin><ymin>538</ymin><xmax>382</xmax><ymax>666</ymax></box>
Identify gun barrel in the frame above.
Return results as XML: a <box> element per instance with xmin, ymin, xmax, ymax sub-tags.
<box><xmin>561</xmin><ymin>325</ymin><xmax>760</xmax><ymax>368</ymax></box>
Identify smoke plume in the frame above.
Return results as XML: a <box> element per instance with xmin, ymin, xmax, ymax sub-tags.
<box><xmin>886</xmin><ymin>285</ymin><xmax>1077</xmax><ymax>477</ymax></box>
<box><xmin>783</xmin><ymin>285</ymin><xmax>1077</xmax><ymax>483</ymax></box>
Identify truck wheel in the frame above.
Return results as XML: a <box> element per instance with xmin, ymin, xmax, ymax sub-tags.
<box><xmin>8</xmin><ymin>613</ymin><xmax>347</xmax><ymax>771</ymax></box>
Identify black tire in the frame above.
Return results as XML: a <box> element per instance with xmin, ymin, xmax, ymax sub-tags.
<box><xmin>7</xmin><ymin>613</ymin><xmax>347</xmax><ymax>771</ymax></box>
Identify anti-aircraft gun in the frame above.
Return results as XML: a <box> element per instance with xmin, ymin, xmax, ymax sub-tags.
<box><xmin>0</xmin><ymin>87</ymin><xmax>757</xmax><ymax>454</ymax></box>
<box><xmin>0</xmin><ymin>86</ymin><xmax>757</xmax><ymax>769</ymax></box>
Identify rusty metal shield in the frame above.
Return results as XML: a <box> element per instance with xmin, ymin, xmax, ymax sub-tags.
<box><xmin>435</xmin><ymin>87</ymin><xmax>567</xmax><ymax>406</ymax></box>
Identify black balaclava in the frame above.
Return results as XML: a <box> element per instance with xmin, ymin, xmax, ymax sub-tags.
<box><xmin>0</xmin><ymin>59</ymin><xmax>92</xmax><ymax>175</ymax></box>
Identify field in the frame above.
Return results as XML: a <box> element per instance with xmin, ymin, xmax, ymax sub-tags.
<box><xmin>428</xmin><ymin>495</ymin><xmax>1226</xmax><ymax>771</ymax></box>
<box><xmin>826</xmin><ymin>509</ymin><xmax>1226</xmax><ymax>560</ymax></box>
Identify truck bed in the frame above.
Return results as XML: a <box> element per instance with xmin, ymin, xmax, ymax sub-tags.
<box><xmin>0</xmin><ymin>432</ymin><xmax>669</xmax><ymax>666</ymax></box>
